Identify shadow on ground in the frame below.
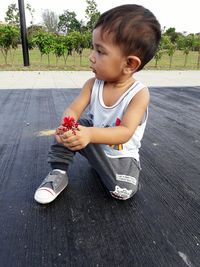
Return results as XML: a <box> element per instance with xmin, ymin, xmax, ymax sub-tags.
<box><xmin>0</xmin><ymin>87</ymin><xmax>200</xmax><ymax>266</ymax></box>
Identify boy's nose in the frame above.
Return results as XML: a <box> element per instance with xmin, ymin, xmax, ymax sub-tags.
<box><xmin>89</xmin><ymin>51</ymin><xmax>95</xmax><ymax>63</ymax></box>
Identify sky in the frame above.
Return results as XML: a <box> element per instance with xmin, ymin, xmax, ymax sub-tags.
<box><xmin>0</xmin><ymin>0</ymin><xmax>199</xmax><ymax>34</ymax></box>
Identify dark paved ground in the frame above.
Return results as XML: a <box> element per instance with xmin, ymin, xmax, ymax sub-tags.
<box><xmin>0</xmin><ymin>87</ymin><xmax>200</xmax><ymax>267</ymax></box>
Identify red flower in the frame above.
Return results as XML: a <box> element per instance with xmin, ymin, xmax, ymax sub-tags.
<box><xmin>56</xmin><ymin>116</ymin><xmax>79</xmax><ymax>135</ymax></box>
<box><xmin>63</xmin><ymin>117</ymin><xmax>75</xmax><ymax>127</ymax></box>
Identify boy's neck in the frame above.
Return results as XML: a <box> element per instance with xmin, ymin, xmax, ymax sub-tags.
<box><xmin>105</xmin><ymin>76</ymin><xmax>136</xmax><ymax>90</ymax></box>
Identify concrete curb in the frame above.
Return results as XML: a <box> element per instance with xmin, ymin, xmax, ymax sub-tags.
<box><xmin>0</xmin><ymin>70</ymin><xmax>199</xmax><ymax>89</ymax></box>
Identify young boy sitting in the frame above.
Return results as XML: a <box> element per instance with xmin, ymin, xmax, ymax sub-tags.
<box><xmin>34</xmin><ymin>4</ymin><xmax>161</xmax><ymax>203</ymax></box>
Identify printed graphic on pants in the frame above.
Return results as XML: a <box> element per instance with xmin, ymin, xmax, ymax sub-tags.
<box><xmin>116</xmin><ymin>174</ymin><xmax>137</xmax><ymax>185</ymax></box>
<box><xmin>110</xmin><ymin>118</ymin><xmax>123</xmax><ymax>151</ymax></box>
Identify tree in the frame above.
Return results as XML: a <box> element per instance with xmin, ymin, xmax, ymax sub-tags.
<box><xmin>27</xmin><ymin>25</ymin><xmax>45</xmax><ymax>49</ymax></box>
<box><xmin>177</xmin><ymin>34</ymin><xmax>195</xmax><ymax>67</ymax></box>
<box><xmin>58</xmin><ymin>10</ymin><xmax>81</xmax><ymax>34</ymax></box>
<box><xmin>27</xmin><ymin>25</ymin><xmax>44</xmax><ymax>39</ymax></box>
<box><xmin>4</xmin><ymin>3</ymin><xmax>35</xmax><ymax>28</ymax></box>
<box><xmin>83</xmin><ymin>31</ymin><xmax>92</xmax><ymax>49</ymax></box>
<box><xmin>0</xmin><ymin>24</ymin><xmax>19</xmax><ymax>64</ymax></box>
<box><xmin>32</xmin><ymin>31</ymin><xmax>55</xmax><ymax>65</ymax></box>
<box><xmin>67</xmin><ymin>31</ymin><xmax>88</xmax><ymax>65</ymax></box>
<box><xmin>4</xmin><ymin>4</ymin><xmax>20</xmax><ymax>27</ymax></box>
<box><xmin>193</xmin><ymin>34</ymin><xmax>200</xmax><ymax>69</ymax></box>
<box><xmin>63</xmin><ymin>35</ymin><xmax>74</xmax><ymax>56</ymax></box>
<box><xmin>85</xmin><ymin>0</ymin><xmax>100</xmax><ymax>31</ymax></box>
<box><xmin>52</xmin><ymin>36</ymin><xmax>68</xmax><ymax>65</ymax></box>
<box><xmin>42</xmin><ymin>9</ymin><xmax>58</xmax><ymax>33</ymax></box>
<box><xmin>167</xmin><ymin>43</ymin><xmax>177</xmax><ymax>69</ymax></box>
<box><xmin>154</xmin><ymin>44</ymin><xmax>163</xmax><ymax>68</ymax></box>
<box><xmin>26</xmin><ymin>3</ymin><xmax>35</xmax><ymax>27</ymax></box>
<box><xmin>161</xmin><ymin>35</ymin><xmax>176</xmax><ymax>69</ymax></box>
<box><xmin>164</xmin><ymin>27</ymin><xmax>179</xmax><ymax>44</ymax></box>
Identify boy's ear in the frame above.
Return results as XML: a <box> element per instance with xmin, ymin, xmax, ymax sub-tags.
<box><xmin>124</xmin><ymin>56</ymin><xmax>141</xmax><ymax>73</ymax></box>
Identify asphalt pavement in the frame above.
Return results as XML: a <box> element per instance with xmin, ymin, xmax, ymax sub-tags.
<box><xmin>0</xmin><ymin>70</ymin><xmax>200</xmax><ymax>266</ymax></box>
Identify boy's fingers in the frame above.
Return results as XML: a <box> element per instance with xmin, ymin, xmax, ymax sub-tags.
<box><xmin>61</xmin><ymin>131</ymin><xmax>72</xmax><ymax>140</ymax></box>
<box><xmin>55</xmin><ymin>135</ymin><xmax>62</xmax><ymax>143</ymax></box>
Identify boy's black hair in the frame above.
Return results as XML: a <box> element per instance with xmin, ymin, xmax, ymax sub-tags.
<box><xmin>94</xmin><ymin>4</ymin><xmax>161</xmax><ymax>71</ymax></box>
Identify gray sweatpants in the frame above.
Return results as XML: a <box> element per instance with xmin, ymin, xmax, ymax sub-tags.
<box><xmin>48</xmin><ymin>118</ymin><xmax>141</xmax><ymax>200</ymax></box>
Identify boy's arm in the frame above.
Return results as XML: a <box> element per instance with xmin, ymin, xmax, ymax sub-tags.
<box><xmin>60</xmin><ymin>78</ymin><xmax>95</xmax><ymax>123</ymax></box>
<box><xmin>55</xmin><ymin>78</ymin><xmax>94</xmax><ymax>144</ymax></box>
<box><xmin>63</xmin><ymin>87</ymin><xmax>150</xmax><ymax>151</ymax></box>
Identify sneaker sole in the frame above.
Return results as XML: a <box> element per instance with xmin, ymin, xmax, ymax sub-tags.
<box><xmin>34</xmin><ymin>185</ymin><xmax>67</xmax><ymax>204</ymax></box>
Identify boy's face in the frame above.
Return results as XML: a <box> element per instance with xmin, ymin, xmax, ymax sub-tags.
<box><xmin>89</xmin><ymin>27</ymin><xmax>127</xmax><ymax>82</ymax></box>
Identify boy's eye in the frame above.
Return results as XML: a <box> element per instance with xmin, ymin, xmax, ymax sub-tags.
<box><xmin>96</xmin><ymin>48</ymin><xmax>105</xmax><ymax>55</ymax></box>
<box><xmin>93</xmin><ymin>45</ymin><xmax>106</xmax><ymax>55</ymax></box>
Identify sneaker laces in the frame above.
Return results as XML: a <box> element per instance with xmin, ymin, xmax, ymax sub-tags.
<box><xmin>43</xmin><ymin>169</ymin><xmax>66</xmax><ymax>189</ymax></box>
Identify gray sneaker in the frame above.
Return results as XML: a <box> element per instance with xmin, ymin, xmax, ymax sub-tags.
<box><xmin>34</xmin><ymin>169</ymin><xmax>68</xmax><ymax>204</ymax></box>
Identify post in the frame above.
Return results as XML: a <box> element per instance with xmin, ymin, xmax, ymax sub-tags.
<box><xmin>18</xmin><ymin>0</ymin><xmax>30</xmax><ymax>66</ymax></box>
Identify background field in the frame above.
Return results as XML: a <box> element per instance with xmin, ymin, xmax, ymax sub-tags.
<box><xmin>0</xmin><ymin>47</ymin><xmax>199</xmax><ymax>71</ymax></box>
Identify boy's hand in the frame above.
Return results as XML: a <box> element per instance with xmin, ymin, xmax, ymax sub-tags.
<box><xmin>55</xmin><ymin>125</ymin><xmax>91</xmax><ymax>151</ymax></box>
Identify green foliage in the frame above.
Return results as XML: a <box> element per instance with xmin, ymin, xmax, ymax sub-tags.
<box><xmin>4</xmin><ymin>3</ymin><xmax>20</xmax><ymax>27</ymax></box>
<box><xmin>1</xmin><ymin>0</ymin><xmax>200</xmax><ymax>69</ymax></box>
<box><xmin>73</xmin><ymin>31</ymin><xmax>85</xmax><ymax>64</ymax></box>
<box><xmin>58</xmin><ymin>10</ymin><xmax>81</xmax><ymax>34</ymax></box>
<box><xmin>1</xmin><ymin>46</ymin><xmax>199</xmax><ymax>70</ymax></box>
<box><xmin>177</xmin><ymin>34</ymin><xmax>196</xmax><ymax>66</ymax></box>
<box><xmin>158</xmin><ymin>35</ymin><xmax>176</xmax><ymax>68</ymax></box>
<box><xmin>30</xmin><ymin>30</ymin><xmax>91</xmax><ymax>66</ymax></box>
<box><xmin>52</xmin><ymin>35</ymin><xmax>68</xmax><ymax>65</ymax></box>
<box><xmin>4</xmin><ymin>3</ymin><xmax>35</xmax><ymax>27</ymax></box>
<box><xmin>193</xmin><ymin>35</ymin><xmax>200</xmax><ymax>51</ymax></box>
<box><xmin>68</xmin><ymin>32</ymin><xmax>85</xmax><ymax>53</ymax></box>
<box><xmin>32</xmin><ymin>31</ymin><xmax>55</xmax><ymax>64</ymax></box>
<box><xmin>164</xmin><ymin>27</ymin><xmax>179</xmax><ymax>44</ymax></box>
<box><xmin>154</xmin><ymin>45</ymin><xmax>163</xmax><ymax>68</ymax></box>
<box><xmin>63</xmin><ymin>35</ymin><xmax>74</xmax><ymax>56</ymax></box>
<box><xmin>83</xmin><ymin>31</ymin><xmax>92</xmax><ymax>49</ymax></box>
<box><xmin>85</xmin><ymin>0</ymin><xmax>100</xmax><ymax>31</ymax></box>
<box><xmin>193</xmin><ymin>35</ymin><xmax>200</xmax><ymax>69</ymax></box>
<box><xmin>27</xmin><ymin>25</ymin><xmax>45</xmax><ymax>41</ymax></box>
<box><xmin>0</xmin><ymin>24</ymin><xmax>19</xmax><ymax>64</ymax></box>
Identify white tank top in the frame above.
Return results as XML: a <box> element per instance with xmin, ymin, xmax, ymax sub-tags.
<box><xmin>88</xmin><ymin>79</ymin><xmax>148</xmax><ymax>161</ymax></box>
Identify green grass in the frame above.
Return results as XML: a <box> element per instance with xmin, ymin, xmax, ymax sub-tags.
<box><xmin>146</xmin><ymin>50</ymin><xmax>199</xmax><ymax>70</ymax></box>
<box><xmin>0</xmin><ymin>47</ymin><xmax>199</xmax><ymax>70</ymax></box>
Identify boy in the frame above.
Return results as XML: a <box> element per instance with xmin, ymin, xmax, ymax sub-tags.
<box><xmin>34</xmin><ymin>4</ymin><xmax>161</xmax><ymax>203</ymax></box>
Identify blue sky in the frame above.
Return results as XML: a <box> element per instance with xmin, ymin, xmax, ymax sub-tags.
<box><xmin>0</xmin><ymin>0</ymin><xmax>199</xmax><ymax>34</ymax></box>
